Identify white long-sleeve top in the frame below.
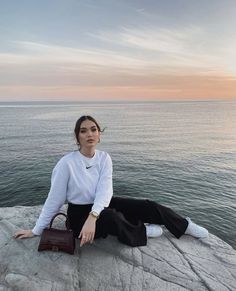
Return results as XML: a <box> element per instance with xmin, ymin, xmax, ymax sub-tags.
<box><xmin>32</xmin><ymin>149</ymin><xmax>113</xmax><ymax>235</ymax></box>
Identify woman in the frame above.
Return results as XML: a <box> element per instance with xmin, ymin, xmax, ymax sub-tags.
<box><xmin>14</xmin><ymin>115</ymin><xmax>208</xmax><ymax>247</ymax></box>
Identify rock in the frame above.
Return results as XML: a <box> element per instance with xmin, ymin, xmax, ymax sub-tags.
<box><xmin>0</xmin><ymin>205</ymin><xmax>236</xmax><ymax>291</ymax></box>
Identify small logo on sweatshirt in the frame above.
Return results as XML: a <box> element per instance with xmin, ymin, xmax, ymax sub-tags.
<box><xmin>86</xmin><ymin>166</ymin><xmax>93</xmax><ymax>169</ymax></box>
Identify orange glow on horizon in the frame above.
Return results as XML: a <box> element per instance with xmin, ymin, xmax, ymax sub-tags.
<box><xmin>0</xmin><ymin>74</ymin><xmax>235</xmax><ymax>102</ymax></box>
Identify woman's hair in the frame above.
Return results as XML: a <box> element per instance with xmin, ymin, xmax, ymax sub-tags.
<box><xmin>74</xmin><ymin>115</ymin><xmax>102</xmax><ymax>145</ymax></box>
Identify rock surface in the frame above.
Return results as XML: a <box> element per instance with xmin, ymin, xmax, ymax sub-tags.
<box><xmin>0</xmin><ymin>205</ymin><xmax>236</xmax><ymax>291</ymax></box>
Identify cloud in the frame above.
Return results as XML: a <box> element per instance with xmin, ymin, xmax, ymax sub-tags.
<box><xmin>0</xmin><ymin>26</ymin><xmax>235</xmax><ymax>99</ymax></box>
<box><xmin>1</xmin><ymin>22</ymin><xmax>228</xmax><ymax>83</ymax></box>
<box><xmin>0</xmin><ymin>40</ymin><xmax>157</xmax><ymax>82</ymax></box>
<box><xmin>10</xmin><ymin>41</ymin><xmax>148</xmax><ymax>69</ymax></box>
<box><xmin>88</xmin><ymin>26</ymin><xmax>226</xmax><ymax>71</ymax></box>
<box><xmin>0</xmin><ymin>41</ymin><xmax>151</xmax><ymax>86</ymax></box>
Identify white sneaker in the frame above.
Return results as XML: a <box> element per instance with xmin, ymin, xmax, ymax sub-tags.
<box><xmin>185</xmin><ymin>217</ymin><xmax>208</xmax><ymax>238</ymax></box>
<box><xmin>145</xmin><ymin>224</ymin><xmax>163</xmax><ymax>238</ymax></box>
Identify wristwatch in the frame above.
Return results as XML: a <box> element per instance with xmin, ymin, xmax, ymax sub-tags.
<box><xmin>89</xmin><ymin>211</ymin><xmax>99</xmax><ymax>219</ymax></box>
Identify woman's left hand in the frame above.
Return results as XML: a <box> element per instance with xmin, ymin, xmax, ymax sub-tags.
<box><xmin>79</xmin><ymin>214</ymin><xmax>97</xmax><ymax>247</ymax></box>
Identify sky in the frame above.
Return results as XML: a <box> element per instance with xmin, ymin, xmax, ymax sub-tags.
<box><xmin>0</xmin><ymin>0</ymin><xmax>236</xmax><ymax>102</ymax></box>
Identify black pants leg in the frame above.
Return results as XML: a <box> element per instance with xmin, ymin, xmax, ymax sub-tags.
<box><xmin>108</xmin><ymin>196</ymin><xmax>188</xmax><ymax>239</ymax></box>
<box><xmin>67</xmin><ymin>196</ymin><xmax>188</xmax><ymax>247</ymax></box>
<box><xmin>96</xmin><ymin>207</ymin><xmax>147</xmax><ymax>246</ymax></box>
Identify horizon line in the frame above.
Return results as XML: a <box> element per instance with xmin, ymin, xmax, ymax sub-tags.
<box><xmin>0</xmin><ymin>99</ymin><xmax>235</xmax><ymax>104</ymax></box>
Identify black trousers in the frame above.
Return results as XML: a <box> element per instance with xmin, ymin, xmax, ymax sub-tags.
<box><xmin>67</xmin><ymin>196</ymin><xmax>188</xmax><ymax>247</ymax></box>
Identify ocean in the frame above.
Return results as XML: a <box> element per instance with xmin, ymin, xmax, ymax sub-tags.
<box><xmin>0</xmin><ymin>101</ymin><xmax>235</xmax><ymax>249</ymax></box>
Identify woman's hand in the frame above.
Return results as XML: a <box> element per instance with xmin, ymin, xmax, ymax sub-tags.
<box><xmin>14</xmin><ymin>230</ymin><xmax>35</xmax><ymax>239</ymax></box>
<box><xmin>79</xmin><ymin>214</ymin><xmax>97</xmax><ymax>247</ymax></box>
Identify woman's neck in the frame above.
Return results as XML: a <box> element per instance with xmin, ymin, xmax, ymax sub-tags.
<box><xmin>79</xmin><ymin>147</ymin><xmax>96</xmax><ymax>158</ymax></box>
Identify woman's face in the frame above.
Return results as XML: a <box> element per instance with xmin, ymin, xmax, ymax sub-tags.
<box><xmin>78</xmin><ymin>119</ymin><xmax>100</xmax><ymax>150</ymax></box>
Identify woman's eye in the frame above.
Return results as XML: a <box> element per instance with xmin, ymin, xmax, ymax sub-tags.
<box><xmin>92</xmin><ymin>128</ymin><xmax>97</xmax><ymax>132</ymax></box>
<box><xmin>80</xmin><ymin>130</ymin><xmax>86</xmax><ymax>133</ymax></box>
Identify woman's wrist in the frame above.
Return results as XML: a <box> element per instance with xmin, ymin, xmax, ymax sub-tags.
<box><xmin>31</xmin><ymin>230</ymin><xmax>38</xmax><ymax>236</ymax></box>
<box><xmin>89</xmin><ymin>211</ymin><xmax>99</xmax><ymax>219</ymax></box>
<box><xmin>88</xmin><ymin>213</ymin><xmax>98</xmax><ymax>221</ymax></box>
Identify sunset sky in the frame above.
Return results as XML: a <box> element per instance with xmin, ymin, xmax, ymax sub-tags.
<box><xmin>1</xmin><ymin>0</ymin><xmax>236</xmax><ymax>102</ymax></box>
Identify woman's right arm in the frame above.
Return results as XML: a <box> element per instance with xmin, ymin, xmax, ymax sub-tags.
<box><xmin>14</xmin><ymin>158</ymin><xmax>70</xmax><ymax>239</ymax></box>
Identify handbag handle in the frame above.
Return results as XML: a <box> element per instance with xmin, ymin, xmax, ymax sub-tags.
<box><xmin>49</xmin><ymin>212</ymin><xmax>70</xmax><ymax>230</ymax></box>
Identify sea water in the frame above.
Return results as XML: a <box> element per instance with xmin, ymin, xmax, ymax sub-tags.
<box><xmin>0</xmin><ymin>101</ymin><xmax>235</xmax><ymax>249</ymax></box>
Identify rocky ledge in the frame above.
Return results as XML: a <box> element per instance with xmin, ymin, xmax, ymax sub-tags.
<box><xmin>0</xmin><ymin>205</ymin><xmax>235</xmax><ymax>291</ymax></box>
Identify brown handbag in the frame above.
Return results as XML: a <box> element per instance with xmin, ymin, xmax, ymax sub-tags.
<box><xmin>38</xmin><ymin>212</ymin><xmax>75</xmax><ymax>255</ymax></box>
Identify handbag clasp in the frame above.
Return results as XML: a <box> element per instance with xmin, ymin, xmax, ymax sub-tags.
<box><xmin>52</xmin><ymin>246</ymin><xmax>59</xmax><ymax>252</ymax></box>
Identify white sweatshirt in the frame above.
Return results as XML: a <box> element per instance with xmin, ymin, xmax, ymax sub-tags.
<box><xmin>32</xmin><ymin>149</ymin><xmax>113</xmax><ymax>235</ymax></box>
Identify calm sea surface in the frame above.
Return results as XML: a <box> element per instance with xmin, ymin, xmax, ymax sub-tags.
<box><xmin>0</xmin><ymin>101</ymin><xmax>235</xmax><ymax>249</ymax></box>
